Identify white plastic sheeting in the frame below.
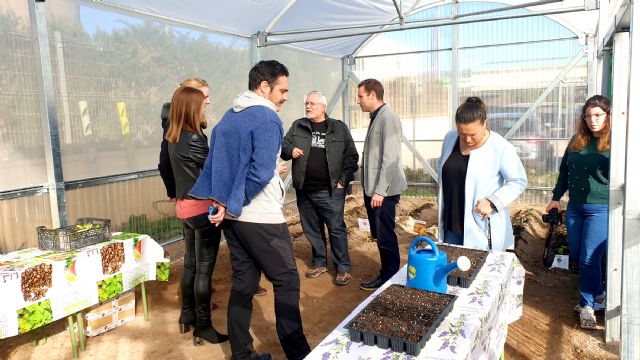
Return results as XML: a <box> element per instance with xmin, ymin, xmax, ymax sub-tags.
<box><xmin>91</xmin><ymin>0</ymin><xmax>598</xmax><ymax>57</ymax></box>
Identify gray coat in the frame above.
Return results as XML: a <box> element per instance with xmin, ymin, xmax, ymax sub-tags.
<box><xmin>362</xmin><ymin>104</ymin><xmax>407</xmax><ymax>197</ymax></box>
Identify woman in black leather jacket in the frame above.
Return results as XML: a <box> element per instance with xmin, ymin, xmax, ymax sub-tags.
<box><xmin>166</xmin><ymin>86</ymin><xmax>227</xmax><ymax>346</ymax></box>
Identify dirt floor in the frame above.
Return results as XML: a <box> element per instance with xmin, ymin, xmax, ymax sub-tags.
<box><xmin>0</xmin><ymin>196</ymin><xmax>620</xmax><ymax>359</ymax></box>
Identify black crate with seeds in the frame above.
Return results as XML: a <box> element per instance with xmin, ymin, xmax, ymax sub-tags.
<box><xmin>36</xmin><ymin>218</ymin><xmax>111</xmax><ymax>252</ymax></box>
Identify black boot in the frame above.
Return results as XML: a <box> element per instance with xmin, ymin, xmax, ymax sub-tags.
<box><xmin>178</xmin><ymin>311</ymin><xmax>196</xmax><ymax>333</ymax></box>
<box><xmin>193</xmin><ymin>325</ymin><xmax>229</xmax><ymax>345</ymax></box>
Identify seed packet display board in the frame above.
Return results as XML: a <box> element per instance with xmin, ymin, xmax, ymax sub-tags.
<box><xmin>0</xmin><ymin>233</ymin><xmax>169</xmax><ymax>339</ymax></box>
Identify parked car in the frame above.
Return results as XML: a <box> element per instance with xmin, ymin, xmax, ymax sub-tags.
<box><xmin>489</xmin><ymin>111</ymin><xmax>554</xmax><ymax>171</ymax></box>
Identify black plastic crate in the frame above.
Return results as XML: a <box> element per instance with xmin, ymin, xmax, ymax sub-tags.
<box><xmin>36</xmin><ymin>218</ymin><xmax>111</xmax><ymax>252</ymax></box>
<box><xmin>346</xmin><ymin>284</ymin><xmax>456</xmax><ymax>356</ymax></box>
<box><xmin>440</xmin><ymin>244</ymin><xmax>488</xmax><ymax>288</ymax></box>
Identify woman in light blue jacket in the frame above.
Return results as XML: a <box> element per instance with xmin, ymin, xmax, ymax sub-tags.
<box><xmin>438</xmin><ymin>97</ymin><xmax>527</xmax><ymax>250</ymax></box>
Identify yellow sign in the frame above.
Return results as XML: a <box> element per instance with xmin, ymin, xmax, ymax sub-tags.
<box><xmin>117</xmin><ymin>102</ymin><xmax>130</xmax><ymax>135</ymax></box>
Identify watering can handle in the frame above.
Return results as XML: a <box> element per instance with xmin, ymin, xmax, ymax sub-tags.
<box><xmin>410</xmin><ymin>236</ymin><xmax>439</xmax><ymax>257</ymax></box>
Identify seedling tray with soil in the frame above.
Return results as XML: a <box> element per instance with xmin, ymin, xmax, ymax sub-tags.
<box><xmin>415</xmin><ymin>241</ymin><xmax>488</xmax><ymax>288</ymax></box>
<box><xmin>346</xmin><ymin>284</ymin><xmax>456</xmax><ymax>356</ymax></box>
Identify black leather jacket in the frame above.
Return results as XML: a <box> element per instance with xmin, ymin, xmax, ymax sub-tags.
<box><xmin>281</xmin><ymin>117</ymin><xmax>359</xmax><ymax>192</ymax></box>
<box><xmin>168</xmin><ymin>130</ymin><xmax>209</xmax><ymax>200</ymax></box>
<box><xmin>158</xmin><ymin>103</ymin><xmax>176</xmax><ymax>198</ymax></box>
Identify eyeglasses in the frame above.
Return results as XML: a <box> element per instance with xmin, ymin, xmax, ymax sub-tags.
<box><xmin>304</xmin><ymin>101</ymin><xmax>323</xmax><ymax>106</ymax></box>
<box><xmin>583</xmin><ymin>113</ymin><xmax>606</xmax><ymax>120</ymax></box>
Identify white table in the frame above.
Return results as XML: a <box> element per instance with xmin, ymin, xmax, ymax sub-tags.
<box><xmin>306</xmin><ymin>251</ymin><xmax>525</xmax><ymax>360</ymax></box>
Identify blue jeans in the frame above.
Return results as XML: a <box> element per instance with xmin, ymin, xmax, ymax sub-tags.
<box><xmin>296</xmin><ymin>188</ymin><xmax>351</xmax><ymax>273</ymax></box>
<box><xmin>364</xmin><ymin>194</ymin><xmax>400</xmax><ymax>282</ymax></box>
<box><xmin>566</xmin><ymin>201</ymin><xmax>608</xmax><ymax>308</ymax></box>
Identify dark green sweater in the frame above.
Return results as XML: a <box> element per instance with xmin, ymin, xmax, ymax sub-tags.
<box><xmin>552</xmin><ymin>137</ymin><xmax>610</xmax><ymax>204</ymax></box>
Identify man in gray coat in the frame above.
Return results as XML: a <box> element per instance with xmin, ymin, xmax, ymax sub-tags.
<box><xmin>356</xmin><ymin>78</ymin><xmax>407</xmax><ymax>291</ymax></box>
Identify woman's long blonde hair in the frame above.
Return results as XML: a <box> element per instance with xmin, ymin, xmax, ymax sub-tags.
<box><xmin>165</xmin><ymin>86</ymin><xmax>205</xmax><ymax>143</ymax></box>
<box><xmin>570</xmin><ymin>95</ymin><xmax>611</xmax><ymax>152</ymax></box>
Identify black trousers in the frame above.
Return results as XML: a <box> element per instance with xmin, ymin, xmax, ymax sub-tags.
<box><xmin>223</xmin><ymin>220</ymin><xmax>310</xmax><ymax>360</ymax></box>
<box><xmin>180</xmin><ymin>212</ymin><xmax>221</xmax><ymax>327</ymax></box>
<box><xmin>364</xmin><ymin>194</ymin><xmax>401</xmax><ymax>282</ymax></box>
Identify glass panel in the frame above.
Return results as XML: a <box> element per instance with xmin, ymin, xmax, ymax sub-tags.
<box><xmin>46</xmin><ymin>2</ymin><xmax>251</xmax><ymax>180</ymax></box>
<box><xmin>259</xmin><ymin>45</ymin><xmax>344</xmax><ymax>131</ymax></box>
<box><xmin>0</xmin><ymin>1</ymin><xmax>48</xmax><ymax>191</ymax></box>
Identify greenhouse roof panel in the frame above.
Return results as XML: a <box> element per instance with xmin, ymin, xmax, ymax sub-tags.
<box><xmin>94</xmin><ymin>0</ymin><xmax>598</xmax><ymax>57</ymax></box>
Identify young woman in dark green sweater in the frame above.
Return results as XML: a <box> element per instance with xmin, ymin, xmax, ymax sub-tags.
<box><xmin>546</xmin><ymin>95</ymin><xmax>611</xmax><ymax>329</ymax></box>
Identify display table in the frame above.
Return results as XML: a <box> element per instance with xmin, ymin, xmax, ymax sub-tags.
<box><xmin>0</xmin><ymin>233</ymin><xmax>169</xmax><ymax>357</ymax></box>
<box><xmin>306</xmin><ymin>251</ymin><xmax>524</xmax><ymax>360</ymax></box>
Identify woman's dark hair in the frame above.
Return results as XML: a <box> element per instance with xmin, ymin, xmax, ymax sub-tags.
<box><xmin>455</xmin><ymin>97</ymin><xmax>488</xmax><ymax>125</ymax></box>
<box><xmin>165</xmin><ymin>86</ymin><xmax>205</xmax><ymax>143</ymax></box>
<box><xmin>570</xmin><ymin>94</ymin><xmax>611</xmax><ymax>152</ymax></box>
<box><xmin>248</xmin><ymin>60</ymin><xmax>289</xmax><ymax>91</ymax></box>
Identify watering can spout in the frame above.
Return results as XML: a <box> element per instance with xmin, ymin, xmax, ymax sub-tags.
<box><xmin>437</xmin><ymin>256</ymin><xmax>471</xmax><ymax>278</ymax></box>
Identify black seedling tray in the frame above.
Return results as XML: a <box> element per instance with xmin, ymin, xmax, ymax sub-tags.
<box><xmin>346</xmin><ymin>284</ymin><xmax>457</xmax><ymax>356</ymax></box>
<box><xmin>439</xmin><ymin>244</ymin><xmax>488</xmax><ymax>288</ymax></box>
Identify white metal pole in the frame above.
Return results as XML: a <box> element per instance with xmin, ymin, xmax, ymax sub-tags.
<box><xmin>620</xmin><ymin>5</ymin><xmax>640</xmax><ymax>358</ymax></box>
<box><xmin>29</xmin><ymin>0</ymin><xmax>67</xmax><ymax>227</ymax></box>
<box><xmin>606</xmin><ymin>31</ymin><xmax>629</xmax><ymax>344</ymax></box>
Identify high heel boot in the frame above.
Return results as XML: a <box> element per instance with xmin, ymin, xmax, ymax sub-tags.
<box><xmin>178</xmin><ymin>313</ymin><xmax>196</xmax><ymax>333</ymax></box>
<box><xmin>192</xmin><ymin>325</ymin><xmax>229</xmax><ymax>345</ymax></box>
<box><xmin>192</xmin><ymin>301</ymin><xmax>227</xmax><ymax>345</ymax></box>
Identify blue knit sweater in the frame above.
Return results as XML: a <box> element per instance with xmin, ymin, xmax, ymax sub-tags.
<box><xmin>189</xmin><ymin>105</ymin><xmax>283</xmax><ymax>218</ymax></box>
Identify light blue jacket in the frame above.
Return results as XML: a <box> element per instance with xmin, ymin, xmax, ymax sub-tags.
<box><xmin>437</xmin><ymin>130</ymin><xmax>527</xmax><ymax>250</ymax></box>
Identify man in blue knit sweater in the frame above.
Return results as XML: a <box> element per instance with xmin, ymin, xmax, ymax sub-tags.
<box><xmin>190</xmin><ymin>60</ymin><xmax>310</xmax><ymax>360</ymax></box>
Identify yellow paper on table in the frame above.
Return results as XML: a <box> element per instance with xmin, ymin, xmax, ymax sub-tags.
<box><xmin>117</xmin><ymin>102</ymin><xmax>130</xmax><ymax>135</ymax></box>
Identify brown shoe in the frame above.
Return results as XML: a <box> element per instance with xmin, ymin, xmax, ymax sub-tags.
<box><xmin>305</xmin><ymin>266</ymin><xmax>328</xmax><ymax>278</ymax></box>
<box><xmin>255</xmin><ymin>286</ymin><xmax>267</xmax><ymax>296</ymax></box>
<box><xmin>334</xmin><ymin>272</ymin><xmax>351</xmax><ymax>286</ymax></box>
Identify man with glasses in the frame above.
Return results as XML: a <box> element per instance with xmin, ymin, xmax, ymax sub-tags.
<box><xmin>281</xmin><ymin>91</ymin><xmax>359</xmax><ymax>286</ymax></box>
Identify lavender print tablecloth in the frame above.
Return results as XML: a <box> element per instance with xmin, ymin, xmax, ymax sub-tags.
<box><xmin>306</xmin><ymin>251</ymin><xmax>524</xmax><ymax>360</ymax></box>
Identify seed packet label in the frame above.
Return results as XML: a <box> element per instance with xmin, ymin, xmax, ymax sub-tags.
<box><xmin>551</xmin><ymin>254</ymin><xmax>569</xmax><ymax>270</ymax></box>
<box><xmin>413</xmin><ymin>219</ymin><xmax>428</xmax><ymax>235</ymax></box>
<box><xmin>357</xmin><ymin>218</ymin><xmax>370</xmax><ymax>232</ymax></box>
<box><xmin>121</xmin><ymin>262</ymin><xmax>148</xmax><ymax>290</ymax></box>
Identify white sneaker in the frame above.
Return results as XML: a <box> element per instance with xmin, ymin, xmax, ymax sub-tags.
<box><xmin>579</xmin><ymin>306</ymin><xmax>597</xmax><ymax>329</ymax></box>
<box><xmin>574</xmin><ymin>291</ymin><xmax>606</xmax><ymax>312</ymax></box>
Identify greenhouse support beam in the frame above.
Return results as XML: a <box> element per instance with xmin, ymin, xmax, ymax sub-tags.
<box><xmin>620</xmin><ymin>6</ymin><xmax>640</xmax><ymax>359</ymax></box>
<box><xmin>327</xmin><ymin>80</ymin><xmax>348</xmax><ymax>117</ymax></box>
<box><xmin>354</xmin><ymin>36</ymin><xmax>579</xmax><ymax>59</ymax></box>
<box><xmin>264</xmin><ymin>0</ymin><xmax>299</xmax><ymax>33</ymax></box>
<box><xmin>503</xmin><ymin>49</ymin><xmax>586</xmax><ymax>139</ymax></box>
<box><xmin>266</xmin><ymin>0</ymin><xmax>563</xmax><ymax>37</ymax></box>
<box><xmin>261</xmin><ymin>6</ymin><xmax>586</xmax><ymax>47</ymax></box>
<box><xmin>29</xmin><ymin>0</ymin><xmax>67</xmax><ymax>228</ymax></box>
<box><xmin>342</xmin><ymin>56</ymin><xmax>353</xmax><ymax>128</ymax></box>
<box><xmin>392</xmin><ymin>0</ymin><xmax>405</xmax><ymax>26</ymax></box>
<box><xmin>450</xmin><ymin>1</ymin><xmax>459</xmax><ymax>130</ymax></box>
<box><xmin>606</xmin><ymin>31</ymin><xmax>629</xmax><ymax>345</ymax></box>
<box><xmin>586</xmin><ymin>33</ymin><xmax>598</xmax><ymax>96</ymax></box>
<box><xmin>596</xmin><ymin>0</ymin><xmax>631</xmax><ymax>57</ymax></box>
